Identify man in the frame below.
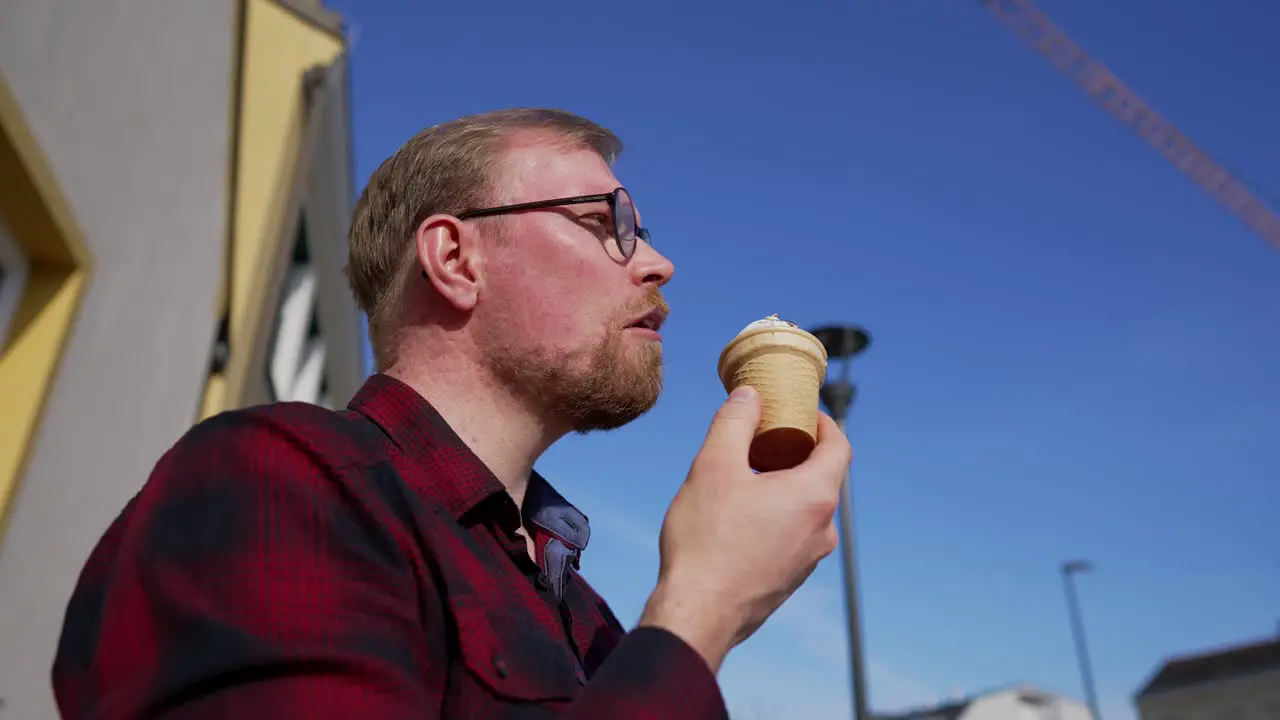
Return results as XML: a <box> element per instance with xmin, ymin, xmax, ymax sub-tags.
<box><xmin>53</xmin><ymin>109</ymin><xmax>851</xmax><ymax>718</ymax></box>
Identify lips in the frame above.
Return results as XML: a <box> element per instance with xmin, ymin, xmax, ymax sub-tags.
<box><xmin>626</xmin><ymin>307</ymin><xmax>668</xmax><ymax>332</ymax></box>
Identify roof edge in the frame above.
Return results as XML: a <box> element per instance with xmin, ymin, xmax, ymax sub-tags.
<box><xmin>274</xmin><ymin>0</ymin><xmax>345</xmax><ymax>38</ymax></box>
<box><xmin>1134</xmin><ymin>637</ymin><xmax>1280</xmax><ymax>700</ymax></box>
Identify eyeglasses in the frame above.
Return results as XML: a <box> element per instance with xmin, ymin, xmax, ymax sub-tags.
<box><xmin>456</xmin><ymin>186</ymin><xmax>650</xmax><ymax>261</ymax></box>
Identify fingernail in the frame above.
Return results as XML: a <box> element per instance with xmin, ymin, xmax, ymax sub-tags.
<box><xmin>729</xmin><ymin>386</ymin><xmax>756</xmax><ymax>402</ymax></box>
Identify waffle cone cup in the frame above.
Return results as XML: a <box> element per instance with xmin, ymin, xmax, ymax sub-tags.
<box><xmin>718</xmin><ymin>323</ymin><xmax>828</xmax><ymax>472</ymax></box>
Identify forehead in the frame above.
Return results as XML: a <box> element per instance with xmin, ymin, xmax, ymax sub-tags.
<box><xmin>494</xmin><ymin>135</ymin><xmax>619</xmax><ymax>203</ymax></box>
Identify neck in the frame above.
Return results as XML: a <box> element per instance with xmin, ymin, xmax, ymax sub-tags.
<box><xmin>384</xmin><ymin>343</ymin><xmax>565</xmax><ymax>510</ymax></box>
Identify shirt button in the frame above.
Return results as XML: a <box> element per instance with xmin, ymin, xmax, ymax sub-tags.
<box><xmin>493</xmin><ymin>657</ymin><xmax>508</xmax><ymax>679</ymax></box>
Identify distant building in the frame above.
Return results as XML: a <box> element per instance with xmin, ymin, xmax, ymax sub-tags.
<box><xmin>0</xmin><ymin>1</ymin><xmax>362</xmax><ymax>717</ymax></box>
<box><xmin>879</xmin><ymin>685</ymin><xmax>1093</xmax><ymax>720</ymax></box>
<box><xmin>1135</xmin><ymin>637</ymin><xmax>1280</xmax><ymax>720</ymax></box>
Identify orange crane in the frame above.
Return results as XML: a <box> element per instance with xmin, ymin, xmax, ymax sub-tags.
<box><xmin>983</xmin><ymin>0</ymin><xmax>1280</xmax><ymax>251</ymax></box>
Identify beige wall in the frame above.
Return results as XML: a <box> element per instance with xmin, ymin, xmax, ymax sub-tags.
<box><xmin>1138</xmin><ymin>668</ymin><xmax>1280</xmax><ymax>720</ymax></box>
<box><xmin>0</xmin><ymin>2</ymin><xmax>361</xmax><ymax>715</ymax></box>
<box><xmin>0</xmin><ymin>1</ymin><xmax>238</xmax><ymax>716</ymax></box>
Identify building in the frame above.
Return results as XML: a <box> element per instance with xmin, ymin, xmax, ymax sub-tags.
<box><xmin>1135</xmin><ymin>637</ymin><xmax>1280</xmax><ymax>720</ymax></box>
<box><xmin>0</xmin><ymin>1</ymin><xmax>364</xmax><ymax>716</ymax></box>
<box><xmin>879</xmin><ymin>685</ymin><xmax>1094</xmax><ymax>720</ymax></box>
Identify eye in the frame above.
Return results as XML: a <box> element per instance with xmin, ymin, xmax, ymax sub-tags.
<box><xmin>580</xmin><ymin>212</ymin><xmax>610</xmax><ymax>225</ymax></box>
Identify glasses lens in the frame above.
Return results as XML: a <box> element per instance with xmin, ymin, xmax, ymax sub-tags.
<box><xmin>614</xmin><ymin>188</ymin><xmax>637</xmax><ymax>259</ymax></box>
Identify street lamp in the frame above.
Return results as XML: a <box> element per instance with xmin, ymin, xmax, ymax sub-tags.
<box><xmin>809</xmin><ymin>323</ymin><xmax>871</xmax><ymax>720</ymax></box>
<box><xmin>1061</xmin><ymin>560</ymin><xmax>1102</xmax><ymax>720</ymax></box>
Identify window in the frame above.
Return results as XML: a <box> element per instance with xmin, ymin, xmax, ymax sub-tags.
<box><xmin>1015</xmin><ymin>692</ymin><xmax>1059</xmax><ymax>720</ymax></box>
<box><xmin>0</xmin><ymin>213</ymin><xmax>29</xmax><ymax>348</ymax></box>
<box><xmin>0</xmin><ymin>69</ymin><xmax>93</xmax><ymax>531</ymax></box>
<box><xmin>267</xmin><ymin>216</ymin><xmax>330</xmax><ymax>407</ymax></box>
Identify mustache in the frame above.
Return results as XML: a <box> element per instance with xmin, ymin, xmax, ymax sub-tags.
<box><xmin>624</xmin><ymin>286</ymin><xmax>669</xmax><ymax>319</ymax></box>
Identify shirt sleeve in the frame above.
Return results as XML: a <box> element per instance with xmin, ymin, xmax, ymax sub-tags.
<box><xmin>54</xmin><ymin>410</ymin><xmax>443</xmax><ymax>719</ymax></box>
<box><xmin>569</xmin><ymin>627</ymin><xmax>729</xmax><ymax>719</ymax></box>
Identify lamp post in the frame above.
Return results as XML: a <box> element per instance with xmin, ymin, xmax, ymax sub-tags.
<box><xmin>809</xmin><ymin>323</ymin><xmax>871</xmax><ymax>720</ymax></box>
<box><xmin>1061</xmin><ymin>560</ymin><xmax>1102</xmax><ymax>720</ymax></box>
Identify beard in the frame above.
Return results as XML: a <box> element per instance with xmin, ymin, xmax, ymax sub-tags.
<box><xmin>484</xmin><ymin>290</ymin><xmax>667</xmax><ymax>433</ymax></box>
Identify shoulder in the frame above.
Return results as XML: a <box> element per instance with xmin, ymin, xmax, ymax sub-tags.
<box><xmin>135</xmin><ymin>401</ymin><xmax>401</xmax><ymax>540</ymax></box>
<box><xmin>166</xmin><ymin>401</ymin><xmax>384</xmax><ymax>474</ymax></box>
<box><xmin>132</xmin><ymin>402</ymin><xmax>419</xmax><ymax>569</ymax></box>
<box><xmin>151</xmin><ymin>400</ymin><xmax>438</xmax><ymax>530</ymax></box>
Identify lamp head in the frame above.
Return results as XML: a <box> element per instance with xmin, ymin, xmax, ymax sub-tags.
<box><xmin>810</xmin><ymin>324</ymin><xmax>871</xmax><ymax>360</ymax></box>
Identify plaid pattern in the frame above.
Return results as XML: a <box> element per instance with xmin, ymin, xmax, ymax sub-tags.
<box><xmin>53</xmin><ymin>373</ymin><xmax>728</xmax><ymax>719</ymax></box>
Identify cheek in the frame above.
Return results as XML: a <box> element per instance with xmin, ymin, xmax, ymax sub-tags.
<box><xmin>489</xmin><ymin>264</ymin><xmax>603</xmax><ymax>347</ymax></box>
<box><xmin>486</xmin><ymin>222</ymin><xmax>627</xmax><ymax>347</ymax></box>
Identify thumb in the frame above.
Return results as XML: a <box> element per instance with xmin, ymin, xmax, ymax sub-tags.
<box><xmin>698</xmin><ymin>385</ymin><xmax>761</xmax><ymax>463</ymax></box>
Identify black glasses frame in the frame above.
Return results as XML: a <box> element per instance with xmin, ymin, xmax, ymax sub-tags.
<box><xmin>455</xmin><ymin>186</ymin><xmax>650</xmax><ymax>261</ymax></box>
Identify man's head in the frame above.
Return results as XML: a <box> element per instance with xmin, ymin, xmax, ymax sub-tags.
<box><xmin>347</xmin><ymin>109</ymin><xmax>675</xmax><ymax>433</ymax></box>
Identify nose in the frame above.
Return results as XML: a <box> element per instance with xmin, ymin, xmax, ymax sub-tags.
<box><xmin>628</xmin><ymin>239</ymin><xmax>675</xmax><ymax>287</ymax></box>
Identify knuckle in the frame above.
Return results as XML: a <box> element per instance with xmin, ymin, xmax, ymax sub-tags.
<box><xmin>805</xmin><ymin>492</ymin><xmax>839</xmax><ymax>523</ymax></box>
<box><xmin>820</xmin><ymin>525</ymin><xmax>839</xmax><ymax>556</ymax></box>
<box><xmin>822</xmin><ymin>496</ymin><xmax>841</xmax><ymax>519</ymax></box>
<box><xmin>834</xmin><ymin>435</ymin><xmax>853</xmax><ymax>466</ymax></box>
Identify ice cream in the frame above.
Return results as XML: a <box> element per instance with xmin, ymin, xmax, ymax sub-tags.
<box><xmin>717</xmin><ymin>314</ymin><xmax>828</xmax><ymax>472</ymax></box>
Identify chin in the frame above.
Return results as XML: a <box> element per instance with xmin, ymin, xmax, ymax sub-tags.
<box><xmin>570</xmin><ymin>402</ymin><xmax>658</xmax><ymax>434</ymax></box>
<box><xmin>566</xmin><ymin>372</ymin><xmax>663</xmax><ymax>434</ymax></box>
<box><xmin>494</xmin><ymin>329</ymin><xmax>664</xmax><ymax>433</ymax></box>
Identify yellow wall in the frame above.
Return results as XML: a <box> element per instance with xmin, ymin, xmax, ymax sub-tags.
<box><xmin>201</xmin><ymin>0</ymin><xmax>344</xmax><ymax>418</ymax></box>
<box><xmin>0</xmin><ymin>72</ymin><xmax>92</xmax><ymax>535</ymax></box>
<box><xmin>0</xmin><ymin>0</ymin><xmax>347</xmax><ymax>534</ymax></box>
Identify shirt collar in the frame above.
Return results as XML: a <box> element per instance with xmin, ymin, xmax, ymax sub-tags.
<box><xmin>524</xmin><ymin>471</ymin><xmax>590</xmax><ymax>552</ymax></box>
<box><xmin>348</xmin><ymin>373</ymin><xmax>590</xmax><ymax>552</ymax></box>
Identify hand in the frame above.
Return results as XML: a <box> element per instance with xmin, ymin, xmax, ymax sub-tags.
<box><xmin>639</xmin><ymin>385</ymin><xmax>852</xmax><ymax>673</ymax></box>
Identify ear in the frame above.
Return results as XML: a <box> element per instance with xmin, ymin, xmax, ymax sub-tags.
<box><xmin>415</xmin><ymin>214</ymin><xmax>481</xmax><ymax>312</ymax></box>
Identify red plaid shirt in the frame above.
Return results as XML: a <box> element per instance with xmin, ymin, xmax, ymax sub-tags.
<box><xmin>53</xmin><ymin>373</ymin><xmax>728</xmax><ymax>719</ymax></box>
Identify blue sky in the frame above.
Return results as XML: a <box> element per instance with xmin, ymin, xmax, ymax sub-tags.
<box><xmin>326</xmin><ymin>0</ymin><xmax>1280</xmax><ymax>717</ymax></box>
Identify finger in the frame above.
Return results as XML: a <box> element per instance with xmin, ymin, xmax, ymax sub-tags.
<box><xmin>796</xmin><ymin>411</ymin><xmax>853</xmax><ymax>487</ymax></box>
<box><xmin>696</xmin><ymin>385</ymin><xmax>762</xmax><ymax>466</ymax></box>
